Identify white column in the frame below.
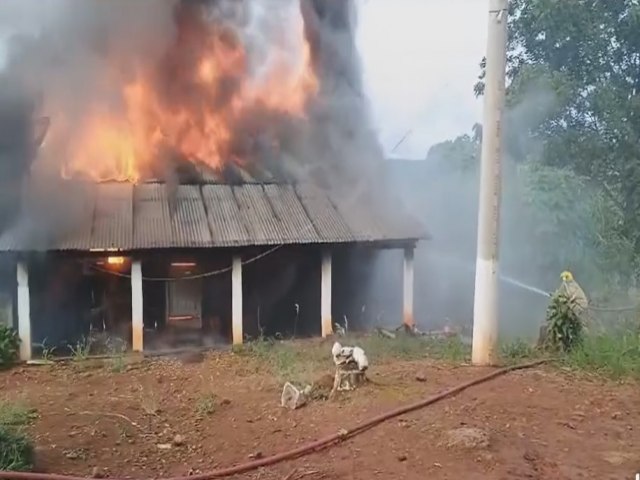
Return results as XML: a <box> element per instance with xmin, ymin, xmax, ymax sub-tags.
<box><xmin>131</xmin><ymin>260</ymin><xmax>143</xmax><ymax>352</ymax></box>
<box><xmin>403</xmin><ymin>247</ymin><xmax>415</xmax><ymax>328</ymax></box>
<box><xmin>232</xmin><ymin>255</ymin><xmax>243</xmax><ymax>345</ymax></box>
<box><xmin>472</xmin><ymin>0</ymin><xmax>508</xmax><ymax>366</ymax></box>
<box><xmin>321</xmin><ymin>250</ymin><xmax>332</xmax><ymax>337</ymax></box>
<box><xmin>17</xmin><ymin>261</ymin><xmax>31</xmax><ymax>361</ymax></box>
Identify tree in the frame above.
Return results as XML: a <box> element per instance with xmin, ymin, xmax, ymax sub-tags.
<box><xmin>476</xmin><ymin>0</ymin><xmax>640</xmax><ymax>276</ymax></box>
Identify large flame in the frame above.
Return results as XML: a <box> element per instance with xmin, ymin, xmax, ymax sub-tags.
<box><xmin>53</xmin><ymin>1</ymin><xmax>317</xmax><ymax>183</ymax></box>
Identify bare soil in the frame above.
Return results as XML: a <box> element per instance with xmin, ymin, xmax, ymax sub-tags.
<box><xmin>2</xmin><ymin>341</ymin><xmax>639</xmax><ymax>480</ymax></box>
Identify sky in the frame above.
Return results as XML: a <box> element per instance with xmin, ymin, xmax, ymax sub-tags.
<box><xmin>356</xmin><ymin>0</ymin><xmax>488</xmax><ymax>159</ymax></box>
<box><xmin>0</xmin><ymin>0</ymin><xmax>489</xmax><ymax>161</ymax></box>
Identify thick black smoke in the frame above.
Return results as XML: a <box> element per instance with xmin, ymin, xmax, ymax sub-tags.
<box><xmin>0</xmin><ymin>0</ymin><xmax>394</xmax><ymax>242</ymax></box>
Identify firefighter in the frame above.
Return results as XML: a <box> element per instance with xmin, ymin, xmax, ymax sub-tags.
<box><xmin>557</xmin><ymin>270</ymin><xmax>588</xmax><ymax>314</ymax></box>
<box><xmin>538</xmin><ymin>270</ymin><xmax>589</xmax><ymax>347</ymax></box>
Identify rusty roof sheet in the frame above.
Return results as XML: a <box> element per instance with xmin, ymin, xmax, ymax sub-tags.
<box><xmin>0</xmin><ymin>181</ymin><xmax>425</xmax><ymax>252</ymax></box>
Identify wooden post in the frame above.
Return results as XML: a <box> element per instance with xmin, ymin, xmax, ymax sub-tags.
<box><xmin>321</xmin><ymin>250</ymin><xmax>332</xmax><ymax>337</ymax></box>
<box><xmin>17</xmin><ymin>261</ymin><xmax>31</xmax><ymax>361</ymax></box>
<box><xmin>232</xmin><ymin>255</ymin><xmax>243</xmax><ymax>345</ymax></box>
<box><xmin>131</xmin><ymin>260</ymin><xmax>144</xmax><ymax>352</ymax></box>
<box><xmin>403</xmin><ymin>247</ymin><xmax>415</xmax><ymax>328</ymax></box>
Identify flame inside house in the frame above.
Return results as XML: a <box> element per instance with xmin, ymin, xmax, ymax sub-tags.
<box><xmin>46</xmin><ymin>0</ymin><xmax>319</xmax><ymax>183</ymax></box>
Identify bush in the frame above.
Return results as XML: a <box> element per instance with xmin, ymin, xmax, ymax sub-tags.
<box><xmin>0</xmin><ymin>326</ymin><xmax>20</xmax><ymax>369</ymax></box>
<box><xmin>0</xmin><ymin>426</ymin><xmax>34</xmax><ymax>471</ymax></box>
<box><xmin>543</xmin><ymin>293</ymin><xmax>584</xmax><ymax>352</ymax></box>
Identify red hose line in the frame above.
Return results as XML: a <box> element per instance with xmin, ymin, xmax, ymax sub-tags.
<box><xmin>0</xmin><ymin>360</ymin><xmax>547</xmax><ymax>480</ymax></box>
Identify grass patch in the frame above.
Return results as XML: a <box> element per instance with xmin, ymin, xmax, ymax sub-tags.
<box><xmin>497</xmin><ymin>329</ymin><xmax>640</xmax><ymax>380</ymax></box>
<box><xmin>0</xmin><ymin>427</ymin><xmax>33</xmax><ymax>471</ymax></box>
<box><xmin>356</xmin><ymin>334</ymin><xmax>469</xmax><ymax>363</ymax></box>
<box><xmin>68</xmin><ymin>337</ymin><xmax>93</xmax><ymax>362</ymax></box>
<box><xmin>195</xmin><ymin>393</ymin><xmax>217</xmax><ymax>417</ymax></box>
<box><xmin>107</xmin><ymin>338</ymin><xmax>128</xmax><ymax>373</ymax></box>
<box><xmin>499</xmin><ymin>339</ymin><xmax>540</xmax><ymax>364</ymax></box>
<box><xmin>235</xmin><ymin>334</ymin><xmax>470</xmax><ymax>383</ymax></box>
<box><xmin>0</xmin><ymin>402</ymin><xmax>38</xmax><ymax>428</ymax></box>
<box><xmin>0</xmin><ymin>401</ymin><xmax>36</xmax><ymax>471</ymax></box>
<box><xmin>562</xmin><ymin>332</ymin><xmax>640</xmax><ymax>380</ymax></box>
<box><xmin>235</xmin><ymin>338</ymin><xmax>326</xmax><ymax>384</ymax></box>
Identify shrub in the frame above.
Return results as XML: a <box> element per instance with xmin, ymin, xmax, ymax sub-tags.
<box><xmin>543</xmin><ymin>293</ymin><xmax>584</xmax><ymax>352</ymax></box>
<box><xmin>0</xmin><ymin>326</ymin><xmax>20</xmax><ymax>369</ymax></box>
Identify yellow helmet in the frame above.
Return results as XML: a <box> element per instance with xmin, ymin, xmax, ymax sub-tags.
<box><xmin>560</xmin><ymin>271</ymin><xmax>574</xmax><ymax>282</ymax></box>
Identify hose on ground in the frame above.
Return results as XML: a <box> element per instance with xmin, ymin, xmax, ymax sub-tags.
<box><xmin>0</xmin><ymin>359</ymin><xmax>548</xmax><ymax>480</ymax></box>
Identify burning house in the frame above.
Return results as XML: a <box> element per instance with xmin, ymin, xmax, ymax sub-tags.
<box><xmin>0</xmin><ymin>0</ymin><xmax>425</xmax><ymax>360</ymax></box>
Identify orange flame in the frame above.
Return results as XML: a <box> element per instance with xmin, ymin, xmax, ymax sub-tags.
<box><xmin>55</xmin><ymin>4</ymin><xmax>317</xmax><ymax>183</ymax></box>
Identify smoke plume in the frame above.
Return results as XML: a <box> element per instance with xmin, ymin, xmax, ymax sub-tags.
<box><xmin>0</xmin><ymin>0</ymin><xmax>389</xmax><ymax>243</ymax></box>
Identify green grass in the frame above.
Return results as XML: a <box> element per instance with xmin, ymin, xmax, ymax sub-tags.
<box><xmin>235</xmin><ymin>333</ymin><xmax>470</xmax><ymax>384</ymax></box>
<box><xmin>68</xmin><ymin>337</ymin><xmax>93</xmax><ymax>362</ymax></box>
<box><xmin>0</xmin><ymin>401</ymin><xmax>36</xmax><ymax>471</ymax></box>
<box><xmin>499</xmin><ymin>338</ymin><xmax>540</xmax><ymax>364</ymax></box>
<box><xmin>498</xmin><ymin>330</ymin><xmax>640</xmax><ymax>380</ymax></box>
<box><xmin>0</xmin><ymin>402</ymin><xmax>38</xmax><ymax>428</ymax></box>
<box><xmin>562</xmin><ymin>332</ymin><xmax>640</xmax><ymax>380</ymax></box>
<box><xmin>195</xmin><ymin>393</ymin><xmax>217</xmax><ymax>417</ymax></box>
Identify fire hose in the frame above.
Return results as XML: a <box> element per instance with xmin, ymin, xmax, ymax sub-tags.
<box><xmin>0</xmin><ymin>359</ymin><xmax>547</xmax><ymax>480</ymax></box>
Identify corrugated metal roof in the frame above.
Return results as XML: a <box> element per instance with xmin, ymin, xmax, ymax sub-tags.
<box><xmin>133</xmin><ymin>183</ymin><xmax>172</xmax><ymax>249</ymax></box>
<box><xmin>91</xmin><ymin>183</ymin><xmax>133</xmax><ymax>251</ymax></box>
<box><xmin>171</xmin><ymin>185</ymin><xmax>213</xmax><ymax>248</ymax></box>
<box><xmin>294</xmin><ymin>183</ymin><xmax>354</xmax><ymax>242</ymax></box>
<box><xmin>201</xmin><ymin>185</ymin><xmax>250</xmax><ymax>246</ymax></box>
<box><xmin>0</xmin><ymin>181</ymin><xmax>426</xmax><ymax>252</ymax></box>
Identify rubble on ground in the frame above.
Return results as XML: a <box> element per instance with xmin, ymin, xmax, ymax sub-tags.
<box><xmin>375</xmin><ymin>324</ymin><xmax>466</xmax><ymax>341</ymax></box>
<box><xmin>281</xmin><ymin>382</ymin><xmax>312</xmax><ymax>410</ymax></box>
<box><xmin>330</xmin><ymin>342</ymin><xmax>368</xmax><ymax>396</ymax></box>
<box><xmin>281</xmin><ymin>341</ymin><xmax>371</xmax><ymax>407</ymax></box>
<box><xmin>445</xmin><ymin>427</ymin><xmax>491</xmax><ymax>450</ymax></box>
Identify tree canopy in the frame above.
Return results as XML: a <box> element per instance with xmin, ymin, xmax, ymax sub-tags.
<box><xmin>467</xmin><ymin>0</ymin><xmax>640</xmax><ymax>286</ymax></box>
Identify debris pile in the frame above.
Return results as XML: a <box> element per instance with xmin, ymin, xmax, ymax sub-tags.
<box><xmin>280</xmin><ymin>341</ymin><xmax>370</xmax><ymax>408</ymax></box>
<box><xmin>281</xmin><ymin>382</ymin><xmax>312</xmax><ymax>410</ymax></box>
<box><xmin>330</xmin><ymin>342</ymin><xmax>368</xmax><ymax>397</ymax></box>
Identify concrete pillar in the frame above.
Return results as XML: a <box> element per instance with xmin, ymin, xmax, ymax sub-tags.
<box><xmin>321</xmin><ymin>250</ymin><xmax>332</xmax><ymax>337</ymax></box>
<box><xmin>232</xmin><ymin>255</ymin><xmax>243</xmax><ymax>345</ymax></box>
<box><xmin>17</xmin><ymin>261</ymin><xmax>31</xmax><ymax>361</ymax></box>
<box><xmin>403</xmin><ymin>247</ymin><xmax>415</xmax><ymax>328</ymax></box>
<box><xmin>131</xmin><ymin>260</ymin><xmax>143</xmax><ymax>352</ymax></box>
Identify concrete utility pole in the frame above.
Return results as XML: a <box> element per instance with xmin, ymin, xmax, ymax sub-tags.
<box><xmin>472</xmin><ymin>0</ymin><xmax>509</xmax><ymax>366</ymax></box>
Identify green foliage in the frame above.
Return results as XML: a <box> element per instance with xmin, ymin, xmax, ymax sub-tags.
<box><xmin>195</xmin><ymin>393</ymin><xmax>217</xmax><ymax>417</ymax></box>
<box><xmin>0</xmin><ymin>427</ymin><xmax>33</xmax><ymax>471</ymax></box>
<box><xmin>425</xmin><ymin>134</ymin><xmax>480</xmax><ymax>170</ymax></box>
<box><xmin>0</xmin><ymin>401</ymin><xmax>36</xmax><ymax>472</ymax></box>
<box><xmin>515</xmin><ymin>163</ymin><xmax>634</xmax><ymax>289</ymax></box>
<box><xmin>68</xmin><ymin>337</ymin><xmax>92</xmax><ymax>361</ymax></box>
<box><xmin>500</xmin><ymin>339</ymin><xmax>537</xmax><ymax>363</ymax></box>
<box><xmin>35</xmin><ymin>339</ymin><xmax>56</xmax><ymax>362</ymax></box>
<box><xmin>544</xmin><ymin>294</ymin><xmax>584</xmax><ymax>352</ymax></box>
<box><xmin>0</xmin><ymin>325</ymin><xmax>20</xmax><ymax>369</ymax></box>
<box><xmin>0</xmin><ymin>403</ymin><xmax>37</xmax><ymax>428</ymax></box>
<box><xmin>564</xmin><ymin>331</ymin><xmax>640</xmax><ymax>379</ymax></box>
<box><xmin>476</xmin><ymin>0</ymin><xmax>640</xmax><ymax>278</ymax></box>
<box><xmin>237</xmin><ymin>335</ymin><xmax>469</xmax><ymax>384</ymax></box>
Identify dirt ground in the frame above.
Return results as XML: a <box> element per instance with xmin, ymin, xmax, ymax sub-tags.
<box><xmin>1</xmin><ymin>339</ymin><xmax>640</xmax><ymax>480</ymax></box>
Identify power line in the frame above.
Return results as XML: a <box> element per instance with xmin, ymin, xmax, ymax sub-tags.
<box><xmin>90</xmin><ymin>244</ymin><xmax>284</xmax><ymax>282</ymax></box>
<box><xmin>90</xmin><ymin>221</ymin><xmax>321</xmax><ymax>282</ymax></box>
